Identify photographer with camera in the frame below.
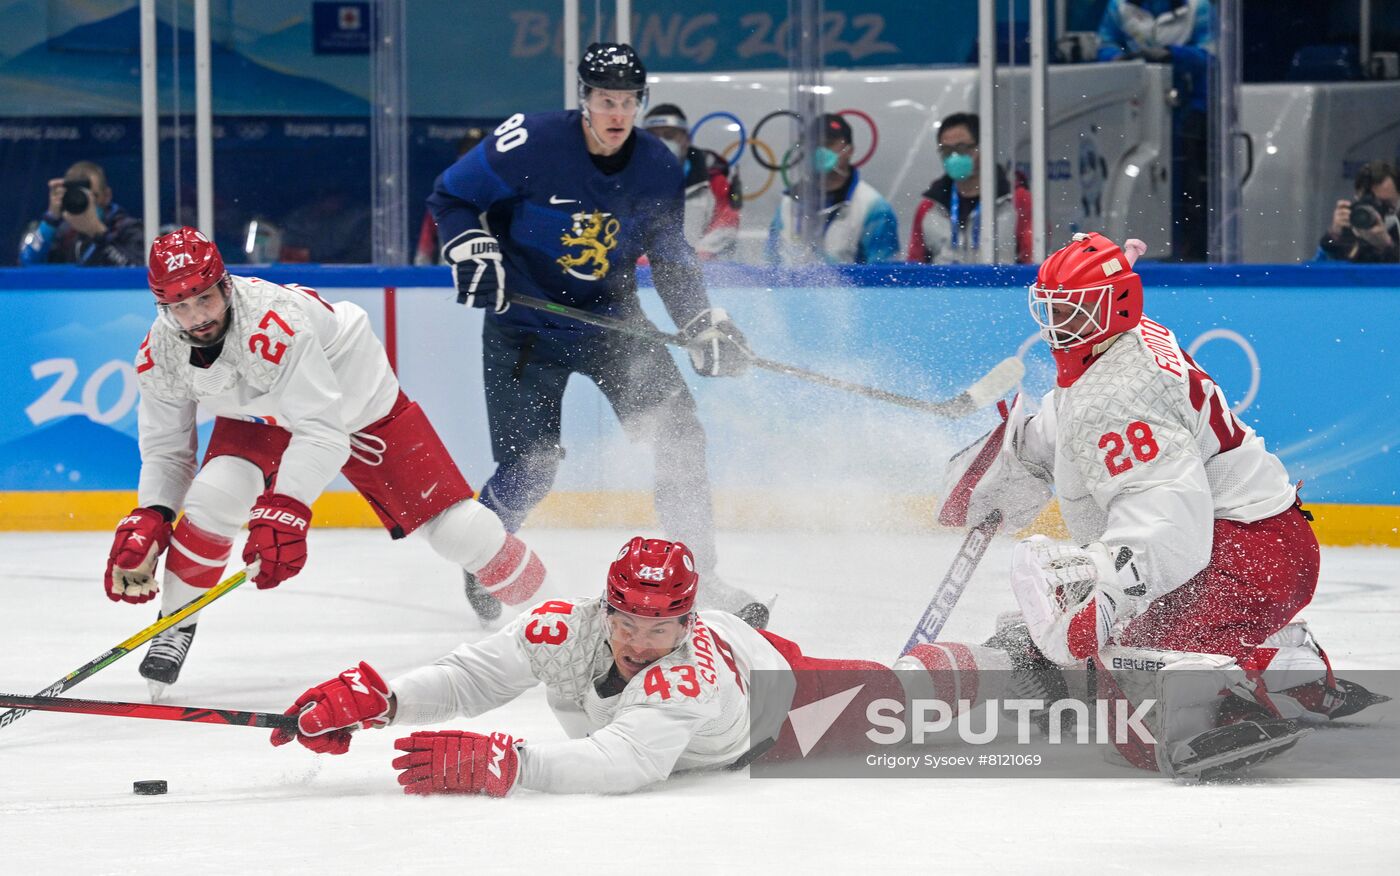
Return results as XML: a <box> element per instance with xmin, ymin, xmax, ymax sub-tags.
<box><xmin>1318</xmin><ymin>160</ymin><xmax>1399</xmax><ymax>264</ymax></box>
<box><xmin>18</xmin><ymin>160</ymin><xmax>144</xmax><ymax>267</ymax></box>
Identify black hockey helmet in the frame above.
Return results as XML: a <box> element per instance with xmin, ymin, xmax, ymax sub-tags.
<box><xmin>578</xmin><ymin>42</ymin><xmax>647</xmax><ymax>93</ymax></box>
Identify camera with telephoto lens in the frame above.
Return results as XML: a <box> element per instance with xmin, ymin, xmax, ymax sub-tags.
<box><xmin>1349</xmin><ymin>196</ymin><xmax>1386</xmax><ymax>232</ymax></box>
<box><xmin>60</xmin><ymin>180</ymin><xmax>91</xmax><ymax>215</ymax></box>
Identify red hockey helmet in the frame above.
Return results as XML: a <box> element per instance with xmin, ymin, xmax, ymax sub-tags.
<box><xmin>605</xmin><ymin>537</ymin><xmax>698</xmax><ymax>619</ymax></box>
<box><xmin>1028</xmin><ymin>232</ymin><xmax>1144</xmax><ymax>384</ymax></box>
<box><xmin>148</xmin><ymin>226</ymin><xmax>226</xmax><ymax>304</ymax></box>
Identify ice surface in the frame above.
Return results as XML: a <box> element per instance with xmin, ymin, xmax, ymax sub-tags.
<box><xmin>2</xmin><ymin>528</ymin><xmax>1397</xmax><ymax>872</ymax></box>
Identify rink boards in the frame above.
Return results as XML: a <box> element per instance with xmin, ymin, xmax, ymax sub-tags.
<box><xmin>0</xmin><ymin>263</ymin><xmax>1397</xmax><ymax>543</ymax></box>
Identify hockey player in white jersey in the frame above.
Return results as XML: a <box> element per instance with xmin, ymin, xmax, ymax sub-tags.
<box><xmin>932</xmin><ymin>232</ymin><xmax>1385</xmax><ymax>777</ymax></box>
<box><xmin>269</xmin><ymin>536</ymin><xmax>990</xmax><ymax>795</ymax></box>
<box><xmin>105</xmin><ymin>227</ymin><xmax>548</xmax><ymax>693</ymax></box>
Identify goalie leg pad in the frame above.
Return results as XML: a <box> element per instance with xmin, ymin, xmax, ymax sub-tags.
<box><xmin>1096</xmin><ymin>646</ymin><xmax>1305</xmax><ymax>777</ymax></box>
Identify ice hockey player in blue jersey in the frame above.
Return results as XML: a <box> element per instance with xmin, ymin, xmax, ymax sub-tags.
<box><xmin>427</xmin><ymin>42</ymin><xmax>768</xmax><ymax>629</ymax></box>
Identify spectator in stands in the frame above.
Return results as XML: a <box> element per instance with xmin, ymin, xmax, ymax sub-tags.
<box><xmin>416</xmin><ymin>128</ymin><xmax>487</xmax><ymax>265</ymax></box>
<box><xmin>18</xmin><ymin>160</ymin><xmax>144</xmax><ymax>267</ymax></box>
<box><xmin>1097</xmin><ymin>1</ymin><xmax>1214</xmax><ymax>262</ymax></box>
<box><xmin>1318</xmin><ymin>160</ymin><xmax>1399</xmax><ymax>263</ymax></box>
<box><xmin>643</xmin><ymin>104</ymin><xmax>741</xmax><ymax>259</ymax></box>
<box><xmin>766</xmin><ymin>113</ymin><xmax>899</xmax><ymax>265</ymax></box>
<box><xmin>907</xmin><ymin>112</ymin><xmax>1032</xmax><ymax>264</ymax></box>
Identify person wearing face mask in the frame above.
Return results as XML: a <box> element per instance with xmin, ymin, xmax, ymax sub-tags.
<box><xmin>907</xmin><ymin>112</ymin><xmax>1033</xmax><ymax>265</ymax></box>
<box><xmin>1317</xmin><ymin>160</ymin><xmax>1400</xmax><ymax>264</ymax></box>
<box><xmin>641</xmin><ymin>104</ymin><xmax>741</xmax><ymax>259</ymax></box>
<box><xmin>765</xmin><ymin>113</ymin><xmax>900</xmax><ymax>265</ymax></box>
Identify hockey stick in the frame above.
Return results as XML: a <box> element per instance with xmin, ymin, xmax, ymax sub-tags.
<box><xmin>0</xmin><ymin>569</ymin><xmax>248</xmax><ymax>730</ymax></box>
<box><xmin>509</xmin><ymin>295</ymin><xmax>1024</xmax><ymax>418</ymax></box>
<box><xmin>0</xmin><ymin>692</ymin><xmax>296</xmax><ymax>732</ymax></box>
<box><xmin>900</xmin><ymin>510</ymin><xmax>1003</xmax><ymax>656</ymax></box>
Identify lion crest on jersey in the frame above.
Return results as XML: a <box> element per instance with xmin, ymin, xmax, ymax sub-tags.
<box><xmin>557</xmin><ymin>211</ymin><xmax>620</xmax><ymax>280</ymax></box>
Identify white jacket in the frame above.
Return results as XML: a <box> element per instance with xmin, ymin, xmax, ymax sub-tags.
<box><xmin>134</xmin><ymin>275</ymin><xmax>399</xmax><ymax>509</ymax></box>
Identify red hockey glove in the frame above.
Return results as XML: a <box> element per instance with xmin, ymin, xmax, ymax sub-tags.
<box><xmin>242</xmin><ymin>491</ymin><xmax>312</xmax><ymax>589</ymax></box>
<box><xmin>270</xmin><ymin>661</ymin><xmax>392</xmax><ymax>755</ymax></box>
<box><xmin>392</xmin><ymin>730</ymin><xmax>521</xmax><ymax>797</ymax></box>
<box><xmin>105</xmin><ymin>507</ymin><xmax>172</xmax><ymax>604</ymax></box>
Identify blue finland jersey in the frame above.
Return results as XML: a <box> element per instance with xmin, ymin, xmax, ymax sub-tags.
<box><xmin>428</xmin><ymin>110</ymin><xmax>710</xmax><ymax>336</ymax></box>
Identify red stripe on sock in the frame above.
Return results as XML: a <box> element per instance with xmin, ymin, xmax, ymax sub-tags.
<box><xmin>172</xmin><ymin>517</ymin><xmax>233</xmax><ymax>563</ymax></box>
<box><xmin>906</xmin><ymin>644</ymin><xmax>957</xmax><ymax>704</ymax></box>
<box><xmin>492</xmin><ymin>552</ymin><xmax>545</xmax><ymax>606</ymax></box>
<box><xmin>166</xmin><ymin>518</ymin><xmax>232</xmax><ymax>589</ymax></box>
<box><xmin>475</xmin><ymin>534</ymin><xmax>526</xmax><ymax>590</ymax></box>
<box><xmin>942</xmin><ymin>642</ymin><xmax>981</xmax><ymax>707</ymax></box>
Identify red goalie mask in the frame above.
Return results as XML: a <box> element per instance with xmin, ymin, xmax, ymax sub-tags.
<box><xmin>1028</xmin><ymin>232</ymin><xmax>1144</xmax><ymax>385</ymax></box>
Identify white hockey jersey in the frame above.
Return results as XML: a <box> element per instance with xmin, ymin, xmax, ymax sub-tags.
<box><xmin>134</xmin><ymin>275</ymin><xmax>399</xmax><ymax>510</ymax></box>
<box><xmin>389</xmin><ymin>597</ymin><xmax>793</xmax><ymax>794</ymax></box>
<box><xmin>961</xmin><ymin>316</ymin><xmax>1295</xmax><ymax>607</ymax></box>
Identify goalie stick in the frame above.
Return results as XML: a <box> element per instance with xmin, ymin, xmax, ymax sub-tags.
<box><xmin>900</xmin><ymin>510</ymin><xmax>1003</xmax><ymax>656</ymax></box>
<box><xmin>509</xmin><ymin>295</ymin><xmax>1024</xmax><ymax>418</ymax></box>
<box><xmin>0</xmin><ymin>569</ymin><xmax>247</xmax><ymax>730</ymax></box>
<box><xmin>0</xmin><ymin>692</ymin><xmax>297</xmax><ymax>732</ymax></box>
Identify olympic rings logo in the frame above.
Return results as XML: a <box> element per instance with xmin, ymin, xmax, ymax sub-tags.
<box><xmin>684</xmin><ymin>108</ymin><xmax>882</xmax><ymax>203</ymax></box>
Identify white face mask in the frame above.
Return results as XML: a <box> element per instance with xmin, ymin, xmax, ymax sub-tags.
<box><xmin>661</xmin><ymin>137</ymin><xmax>685</xmax><ymax>161</ymax></box>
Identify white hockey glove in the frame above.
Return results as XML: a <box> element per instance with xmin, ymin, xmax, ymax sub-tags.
<box><xmin>677</xmin><ymin>308</ymin><xmax>752</xmax><ymax>378</ymax></box>
<box><xmin>1010</xmin><ymin>536</ymin><xmax>1144</xmax><ymax>667</ymax></box>
<box><xmin>442</xmin><ymin>229</ymin><xmax>509</xmax><ymax>313</ymax></box>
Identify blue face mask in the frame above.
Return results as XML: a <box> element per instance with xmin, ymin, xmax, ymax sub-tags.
<box><xmin>945</xmin><ymin>152</ymin><xmax>975</xmax><ymax>181</ymax></box>
<box><xmin>814</xmin><ymin>146</ymin><xmax>839</xmax><ymax>174</ymax></box>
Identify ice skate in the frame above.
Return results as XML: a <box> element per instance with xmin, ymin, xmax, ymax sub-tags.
<box><xmin>1167</xmin><ymin>718</ymin><xmax>1310</xmax><ymax>781</ymax></box>
<box><xmin>1324</xmin><ymin>677</ymin><xmax>1392</xmax><ymax>720</ymax></box>
<box><xmin>463</xmin><ymin>569</ymin><xmax>503</xmax><ymax>626</ymax></box>
<box><xmin>139</xmin><ymin>617</ymin><xmax>198</xmax><ymax>700</ymax></box>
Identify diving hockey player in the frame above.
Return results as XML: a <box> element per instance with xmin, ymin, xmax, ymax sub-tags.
<box><xmin>269</xmin><ymin>536</ymin><xmax>1009</xmax><ymax>795</ymax></box>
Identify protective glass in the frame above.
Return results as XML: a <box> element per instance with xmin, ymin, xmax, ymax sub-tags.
<box><xmin>605</xmin><ymin>609</ymin><xmax>691</xmax><ymax>653</ymax></box>
<box><xmin>937</xmin><ymin>142</ymin><xmax>977</xmax><ymax>157</ymax></box>
<box><xmin>582</xmin><ymin>88</ymin><xmax>647</xmax><ymax>118</ymax></box>
<box><xmin>1027</xmin><ymin>283</ymin><xmax>1112</xmax><ymax>350</ymax></box>
<box><xmin>158</xmin><ymin>281</ymin><xmax>232</xmax><ymax>347</ymax></box>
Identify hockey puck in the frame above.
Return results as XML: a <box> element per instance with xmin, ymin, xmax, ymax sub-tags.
<box><xmin>133</xmin><ymin>780</ymin><xmax>167</xmax><ymax>796</ymax></box>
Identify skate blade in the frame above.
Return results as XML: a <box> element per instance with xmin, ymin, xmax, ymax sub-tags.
<box><xmin>1170</xmin><ymin>724</ymin><xmax>1312</xmax><ymax>780</ymax></box>
<box><xmin>146</xmin><ymin>679</ymin><xmax>170</xmax><ymax>703</ymax></box>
